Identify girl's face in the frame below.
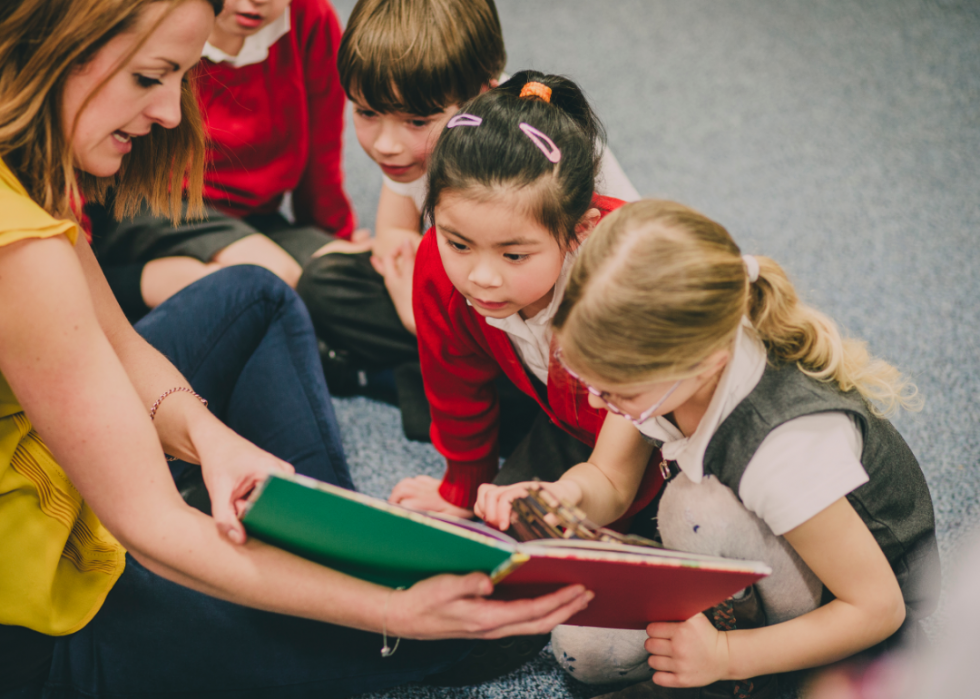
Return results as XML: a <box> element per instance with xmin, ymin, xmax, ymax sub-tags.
<box><xmin>562</xmin><ymin>349</ymin><xmax>731</xmax><ymax>429</ymax></box>
<box><xmin>351</xmin><ymin>99</ymin><xmax>459</xmax><ymax>183</ymax></box>
<box><xmin>212</xmin><ymin>0</ymin><xmax>291</xmax><ymax>38</ymax></box>
<box><xmin>434</xmin><ymin>190</ymin><xmax>570</xmax><ymax>320</ymax></box>
<box><xmin>61</xmin><ymin>1</ymin><xmax>213</xmax><ymax>178</ymax></box>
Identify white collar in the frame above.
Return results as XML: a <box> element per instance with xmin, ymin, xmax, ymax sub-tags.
<box><xmin>202</xmin><ymin>7</ymin><xmax>291</xmax><ymax>68</ymax></box>
<box><xmin>637</xmin><ymin>318</ymin><xmax>767</xmax><ymax>483</ymax></box>
<box><xmin>482</xmin><ymin>248</ymin><xmax>579</xmax><ymax>334</ymax></box>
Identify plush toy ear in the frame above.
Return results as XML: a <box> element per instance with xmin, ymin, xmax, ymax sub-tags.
<box><xmin>569</xmin><ymin>208</ymin><xmax>601</xmax><ymax>251</ymax></box>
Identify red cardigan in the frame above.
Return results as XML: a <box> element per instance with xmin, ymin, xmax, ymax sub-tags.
<box><xmin>197</xmin><ymin>0</ymin><xmax>355</xmax><ymax>238</ymax></box>
<box><xmin>414</xmin><ymin>195</ymin><xmax>664</xmax><ymax>523</ymax></box>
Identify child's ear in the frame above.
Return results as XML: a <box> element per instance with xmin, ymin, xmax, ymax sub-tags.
<box><xmin>481</xmin><ymin>78</ymin><xmax>499</xmax><ymax>94</ymax></box>
<box><xmin>568</xmin><ymin>208</ymin><xmax>601</xmax><ymax>251</ymax></box>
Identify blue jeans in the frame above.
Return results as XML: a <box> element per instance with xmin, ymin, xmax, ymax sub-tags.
<box><xmin>33</xmin><ymin>267</ymin><xmax>470</xmax><ymax>699</ymax></box>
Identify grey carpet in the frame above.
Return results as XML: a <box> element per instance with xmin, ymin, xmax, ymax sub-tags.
<box><xmin>327</xmin><ymin>0</ymin><xmax>980</xmax><ymax>696</ymax></box>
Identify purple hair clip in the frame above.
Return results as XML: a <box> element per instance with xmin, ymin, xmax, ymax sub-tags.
<box><xmin>447</xmin><ymin>114</ymin><xmax>483</xmax><ymax>128</ymax></box>
<box><xmin>519</xmin><ymin>123</ymin><xmax>561</xmax><ymax>163</ymax></box>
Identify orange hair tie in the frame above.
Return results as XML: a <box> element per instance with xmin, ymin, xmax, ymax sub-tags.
<box><xmin>519</xmin><ymin>81</ymin><xmax>552</xmax><ymax>103</ymax></box>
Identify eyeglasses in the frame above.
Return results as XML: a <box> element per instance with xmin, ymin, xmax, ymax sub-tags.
<box><xmin>553</xmin><ymin>347</ymin><xmax>682</xmax><ymax>428</ymax></box>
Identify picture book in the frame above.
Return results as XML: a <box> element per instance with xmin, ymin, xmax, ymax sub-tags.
<box><xmin>240</xmin><ymin>473</ymin><xmax>771</xmax><ymax>629</ymax></box>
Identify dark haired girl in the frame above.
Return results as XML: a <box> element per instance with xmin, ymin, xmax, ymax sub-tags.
<box><xmin>391</xmin><ymin>71</ymin><xmax>666</xmax><ymax>528</ymax></box>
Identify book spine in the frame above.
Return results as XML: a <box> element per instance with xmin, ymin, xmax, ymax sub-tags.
<box><xmin>489</xmin><ymin>553</ymin><xmax>529</xmax><ymax>584</ymax></box>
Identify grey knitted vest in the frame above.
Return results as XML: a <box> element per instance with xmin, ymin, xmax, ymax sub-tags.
<box><xmin>701</xmin><ymin>359</ymin><xmax>940</xmax><ymax>625</ymax></box>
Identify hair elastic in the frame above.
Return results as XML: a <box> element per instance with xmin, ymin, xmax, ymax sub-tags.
<box><xmin>519</xmin><ymin>123</ymin><xmax>561</xmax><ymax>163</ymax></box>
<box><xmin>446</xmin><ymin>113</ymin><xmax>482</xmax><ymax>128</ymax></box>
<box><xmin>519</xmin><ymin>81</ymin><xmax>552</xmax><ymax>103</ymax></box>
<box><xmin>742</xmin><ymin>254</ymin><xmax>760</xmax><ymax>283</ymax></box>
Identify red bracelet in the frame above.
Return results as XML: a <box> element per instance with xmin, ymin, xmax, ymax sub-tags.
<box><xmin>149</xmin><ymin>386</ymin><xmax>208</xmax><ymax>420</ymax></box>
<box><xmin>149</xmin><ymin>387</ymin><xmax>208</xmax><ymax>461</ymax></box>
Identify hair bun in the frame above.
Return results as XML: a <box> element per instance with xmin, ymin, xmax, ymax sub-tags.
<box><xmin>519</xmin><ymin>81</ymin><xmax>552</xmax><ymax>103</ymax></box>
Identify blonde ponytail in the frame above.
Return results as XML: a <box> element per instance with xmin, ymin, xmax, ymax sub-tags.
<box><xmin>748</xmin><ymin>256</ymin><xmax>920</xmax><ymax>415</ymax></box>
<box><xmin>555</xmin><ymin>200</ymin><xmax>921</xmax><ymax>417</ymax></box>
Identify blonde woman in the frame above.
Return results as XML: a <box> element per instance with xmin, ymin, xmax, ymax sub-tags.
<box><xmin>476</xmin><ymin>200</ymin><xmax>939</xmax><ymax>697</ymax></box>
<box><xmin>0</xmin><ymin>2</ymin><xmax>591</xmax><ymax>697</ymax></box>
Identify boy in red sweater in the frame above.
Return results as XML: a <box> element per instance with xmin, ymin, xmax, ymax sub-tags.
<box><xmin>398</xmin><ymin>71</ymin><xmax>663</xmax><ymax>526</ymax></box>
<box><xmin>90</xmin><ymin>0</ymin><xmax>361</xmax><ymax>321</ymax></box>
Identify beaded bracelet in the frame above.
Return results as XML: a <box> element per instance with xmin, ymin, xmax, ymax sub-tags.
<box><xmin>149</xmin><ymin>387</ymin><xmax>208</xmax><ymax>461</ymax></box>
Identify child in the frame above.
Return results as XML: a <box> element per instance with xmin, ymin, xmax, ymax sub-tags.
<box><xmin>91</xmin><ymin>0</ymin><xmax>361</xmax><ymax>321</ymax></box>
<box><xmin>298</xmin><ymin>0</ymin><xmax>640</xmax><ymax>412</ymax></box>
<box><xmin>476</xmin><ymin>200</ymin><xmax>940</xmax><ymax>696</ymax></box>
<box><xmin>397</xmin><ymin>72</ymin><xmax>666</xmax><ymax>527</ymax></box>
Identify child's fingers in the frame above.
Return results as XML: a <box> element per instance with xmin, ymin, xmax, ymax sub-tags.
<box><xmin>646</xmin><ymin>621</ymin><xmax>678</xmax><ymax>640</ymax></box>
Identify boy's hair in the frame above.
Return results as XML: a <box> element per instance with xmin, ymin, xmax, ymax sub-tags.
<box><xmin>338</xmin><ymin>0</ymin><xmax>505</xmax><ymax>116</ymax></box>
<box><xmin>554</xmin><ymin>200</ymin><xmax>921</xmax><ymax>417</ymax></box>
<box><xmin>0</xmin><ymin>0</ymin><xmax>222</xmax><ymax>222</ymax></box>
<box><xmin>424</xmin><ymin>70</ymin><xmax>606</xmax><ymax>250</ymax></box>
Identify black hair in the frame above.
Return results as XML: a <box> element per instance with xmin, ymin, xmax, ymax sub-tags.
<box><xmin>423</xmin><ymin>70</ymin><xmax>606</xmax><ymax>249</ymax></box>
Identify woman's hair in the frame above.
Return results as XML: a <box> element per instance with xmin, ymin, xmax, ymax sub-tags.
<box><xmin>0</xmin><ymin>0</ymin><xmax>223</xmax><ymax>222</ymax></box>
<box><xmin>338</xmin><ymin>0</ymin><xmax>505</xmax><ymax>117</ymax></box>
<box><xmin>423</xmin><ymin>70</ymin><xmax>605</xmax><ymax>249</ymax></box>
<box><xmin>554</xmin><ymin>200</ymin><xmax>920</xmax><ymax>416</ymax></box>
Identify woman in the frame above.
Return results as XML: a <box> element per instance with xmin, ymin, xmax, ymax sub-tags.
<box><xmin>0</xmin><ymin>1</ymin><xmax>592</xmax><ymax>697</ymax></box>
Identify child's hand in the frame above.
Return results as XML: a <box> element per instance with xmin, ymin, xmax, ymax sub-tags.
<box><xmin>475</xmin><ymin>480</ymin><xmax>582</xmax><ymax>531</ymax></box>
<box><xmin>371</xmin><ymin>239</ymin><xmax>417</xmax><ymax>335</ymax></box>
<box><xmin>645</xmin><ymin>613</ymin><xmax>732</xmax><ymax>688</ymax></box>
<box><xmin>311</xmin><ymin>228</ymin><xmax>374</xmax><ymax>258</ymax></box>
<box><xmin>389</xmin><ymin>475</ymin><xmax>474</xmax><ymax>519</ymax></box>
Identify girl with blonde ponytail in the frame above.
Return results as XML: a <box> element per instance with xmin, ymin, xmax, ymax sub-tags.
<box><xmin>476</xmin><ymin>200</ymin><xmax>939</xmax><ymax>697</ymax></box>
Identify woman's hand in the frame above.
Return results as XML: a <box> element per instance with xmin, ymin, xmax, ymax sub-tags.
<box><xmin>646</xmin><ymin>613</ymin><xmax>731</xmax><ymax>688</ymax></box>
<box><xmin>195</xmin><ymin>432</ymin><xmax>295</xmax><ymax>544</ymax></box>
<box><xmin>389</xmin><ymin>572</ymin><xmax>593</xmax><ymax>640</ymax></box>
<box><xmin>475</xmin><ymin>480</ymin><xmax>583</xmax><ymax>531</ymax></box>
<box><xmin>371</xmin><ymin>239</ymin><xmax>417</xmax><ymax>335</ymax></box>
<box><xmin>389</xmin><ymin>475</ymin><xmax>474</xmax><ymax>519</ymax></box>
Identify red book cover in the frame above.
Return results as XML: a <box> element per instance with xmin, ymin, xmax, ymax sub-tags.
<box><xmin>490</xmin><ymin>543</ymin><xmax>769</xmax><ymax>629</ymax></box>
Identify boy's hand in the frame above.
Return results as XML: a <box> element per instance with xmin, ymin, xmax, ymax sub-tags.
<box><xmin>371</xmin><ymin>239</ymin><xmax>417</xmax><ymax>335</ymax></box>
<box><xmin>389</xmin><ymin>474</ymin><xmax>474</xmax><ymax>519</ymax></box>
<box><xmin>475</xmin><ymin>480</ymin><xmax>583</xmax><ymax>532</ymax></box>
<box><xmin>645</xmin><ymin>613</ymin><xmax>731</xmax><ymax>688</ymax></box>
<box><xmin>311</xmin><ymin>228</ymin><xmax>374</xmax><ymax>258</ymax></box>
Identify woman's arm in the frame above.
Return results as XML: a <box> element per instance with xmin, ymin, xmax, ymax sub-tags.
<box><xmin>476</xmin><ymin>412</ymin><xmax>654</xmax><ymax>529</ymax></box>
<box><xmin>645</xmin><ymin>497</ymin><xmax>906</xmax><ymax>687</ymax></box>
<box><xmin>75</xmin><ymin>233</ymin><xmax>286</xmax><ymax>541</ymax></box>
<box><xmin>0</xmin><ymin>234</ymin><xmax>591</xmax><ymax>638</ymax></box>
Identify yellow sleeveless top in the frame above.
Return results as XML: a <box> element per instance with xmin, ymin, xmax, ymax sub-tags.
<box><xmin>0</xmin><ymin>159</ymin><xmax>125</xmax><ymax>635</ymax></box>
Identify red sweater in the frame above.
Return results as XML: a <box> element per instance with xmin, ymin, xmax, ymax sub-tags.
<box><xmin>414</xmin><ymin>195</ymin><xmax>664</xmax><ymax>522</ymax></box>
<box><xmin>197</xmin><ymin>0</ymin><xmax>354</xmax><ymax>238</ymax></box>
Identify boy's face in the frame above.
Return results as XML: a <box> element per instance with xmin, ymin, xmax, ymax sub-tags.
<box><xmin>351</xmin><ymin>98</ymin><xmax>458</xmax><ymax>184</ymax></box>
<box><xmin>214</xmin><ymin>0</ymin><xmax>290</xmax><ymax>38</ymax></box>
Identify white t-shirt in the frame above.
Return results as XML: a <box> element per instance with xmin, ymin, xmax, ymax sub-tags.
<box><xmin>637</xmin><ymin>321</ymin><xmax>869</xmax><ymax>536</ymax></box>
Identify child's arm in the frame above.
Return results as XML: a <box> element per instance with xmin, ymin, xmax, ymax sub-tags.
<box><xmin>373</xmin><ymin>183</ymin><xmax>424</xmax><ymax>258</ymax></box>
<box><xmin>370</xmin><ymin>183</ymin><xmax>425</xmax><ymax>333</ymax></box>
<box><xmin>476</xmin><ymin>413</ymin><xmax>654</xmax><ymax>529</ymax></box>
<box><xmin>646</xmin><ymin>497</ymin><xmax>906</xmax><ymax>687</ymax></box>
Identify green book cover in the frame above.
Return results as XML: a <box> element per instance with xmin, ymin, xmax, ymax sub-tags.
<box><xmin>240</xmin><ymin>473</ymin><xmax>518</xmax><ymax>588</ymax></box>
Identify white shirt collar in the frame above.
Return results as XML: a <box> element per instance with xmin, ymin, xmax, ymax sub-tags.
<box><xmin>637</xmin><ymin>318</ymin><xmax>767</xmax><ymax>483</ymax></box>
<box><xmin>202</xmin><ymin>7</ymin><xmax>291</xmax><ymax>68</ymax></box>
